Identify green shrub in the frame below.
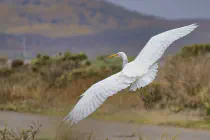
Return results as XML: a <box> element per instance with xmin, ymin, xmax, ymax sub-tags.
<box><xmin>178</xmin><ymin>44</ymin><xmax>210</xmax><ymax>58</ymax></box>
<box><xmin>71</xmin><ymin>69</ymin><xmax>85</xmax><ymax>79</ymax></box>
<box><xmin>31</xmin><ymin>65</ymin><xmax>39</xmax><ymax>72</ymax></box>
<box><xmin>85</xmin><ymin>60</ymin><xmax>91</xmax><ymax>66</ymax></box>
<box><xmin>0</xmin><ymin>122</ymin><xmax>41</xmax><ymax>140</ymax></box>
<box><xmin>36</xmin><ymin>53</ymin><xmax>42</xmax><ymax>59</ymax></box>
<box><xmin>11</xmin><ymin>59</ymin><xmax>24</xmax><ymax>68</ymax></box>
<box><xmin>0</xmin><ymin>56</ymin><xmax>8</xmax><ymax>65</ymax></box>
<box><xmin>42</xmin><ymin>55</ymin><xmax>50</xmax><ymax>61</ymax></box>
<box><xmin>0</xmin><ymin>67</ymin><xmax>13</xmax><ymax>77</ymax></box>
<box><xmin>86</xmin><ymin>68</ymin><xmax>99</xmax><ymax>77</ymax></box>
<box><xmin>75</xmin><ymin>52</ymin><xmax>88</xmax><ymax>61</ymax></box>
<box><xmin>206</xmin><ymin>108</ymin><xmax>210</xmax><ymax>116</ymax></box>
<box><xmin>33</xmin><ymin>55</ymin><xmax>51</xmax><ymax>67</ymax></box>
<box><xmin>62</xmin><ymin>51</ymin><xmax>72</xmax><ymax>61</ymax></box>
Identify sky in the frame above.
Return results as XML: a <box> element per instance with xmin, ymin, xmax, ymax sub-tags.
<box><xmin>105</xmin><ymin>0</ymin><xmax>209</xmax><ymax>20</ymax></box>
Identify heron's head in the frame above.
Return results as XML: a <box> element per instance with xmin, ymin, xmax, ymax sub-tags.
<box><xmin>108</xmin><ymin>52</ymin><xmax>126</xmax><ymax>59</ymax></box>
<box><xmin>108</xmin><ymin>52</ymin><xmax>128</xmax><ymax>68</ymax></box>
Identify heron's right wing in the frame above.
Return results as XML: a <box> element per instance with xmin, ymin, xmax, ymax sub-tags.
<box><xmin>134</xmin><ymin>23</ymin><xmax>198</xmax><ymax>70</ymax></box>
<box><xmin>62</xmin><ymin>72</ymin><xmax>136</xmax><ymax>125</ymax></box>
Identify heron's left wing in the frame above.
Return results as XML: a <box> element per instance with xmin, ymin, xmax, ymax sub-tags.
<box><xmin>134</xmin><ymin>24</ymin><xmax>198</xmax><ymax>70</ymax></box>
<box><xmin>62</xmin><ymin>72</ymin><xmax>136</xmax><ymax>125</ymax></box>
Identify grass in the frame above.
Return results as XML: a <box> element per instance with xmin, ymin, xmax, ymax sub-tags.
<box><xmin>0</xmin><ymin>122</ymin><xmax>42</xmax><ymax>140</ymax></box>
<box><xmin>0</xmin><ymin>121</ymin><xmax>180</xmax><ymax>140</ymax></box>
<box><xmin>44</xmin><ymin>124</ymin><xmax>181</xmax><ymax>140</ymax></box>
<box><xmin>90</xmin><ymin>108</ymin><xmax>210</xmax><ymax>130</ymax></box>
<box><xmin>159</xmin><ymin>120</ymin><xmax>210</xmax><ymax>130</ymax></box>
<box><xmin>1</xmin><ymin>44</ymin><xmax>210</xmax><ymax>133</ymax></box>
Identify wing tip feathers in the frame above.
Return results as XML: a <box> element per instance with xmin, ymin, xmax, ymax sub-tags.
<box><xmin>188</xmin><ymin>23</ymin><xmax>199</xmax><ymax>30</ymax></box>
<box><xmin>62</xmin><ymin>115</ymin><xmax>77</xmax><ymax>126</ymax></box>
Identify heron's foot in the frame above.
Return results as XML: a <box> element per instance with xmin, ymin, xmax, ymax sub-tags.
<box><xmin>147</xmin><ymin>86</ymin><xmax>155</xmax><ymax>101</ymax></box>
<box><xmin>150</xmin><ymin>91</ymin><xmax>155</xmax><ymax>101</ymax></box>
<box><xmin>140</xmin><ymin>87</ymin><xmax>148</xmax><ymax>110</ymax></box>
<box><xmin>144</xmin><ymin>104</ymin><xmax>148</xmax><ymax>111</ymax></box>
<box><xmin>141</xmin><ymin>95</ymin><xmax>147</xmax><ymax>103</ymax></box>
<box><xmin>140</xmin><ymin>88</ymin><xmax>147</xmax><ymax>101</ymax></box>
<box><xmin>142</xmin><ymin>97</ymin><xmax>148</xmax><ymax>110</ymax></box>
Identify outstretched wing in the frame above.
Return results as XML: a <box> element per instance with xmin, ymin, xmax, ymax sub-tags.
<box><xmin>62</xmin><ymin>72</ymin><xmax>136</xmax><ymax>125</ymax></box>
<box><xmin>129</xmin><ymin>63</ymin><xmax>158</xmax><ymax>91</ymax></box>
<box><xmin>134</xmin><ymin>23</ymin><xmax>198</xmax><ymax>70</ymax></box>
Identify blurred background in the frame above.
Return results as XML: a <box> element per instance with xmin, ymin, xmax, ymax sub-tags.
<box><xmin>1</xmin><ymin>0</ymin><xmax>210</xmax><ymax>140</ymax></box>
<box><xmin>0</xmin><ymin>0</ymin><xmax>209</xmax><ymax>60</ymax></box>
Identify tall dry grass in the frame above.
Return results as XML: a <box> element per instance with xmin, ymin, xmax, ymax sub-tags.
<box><xmin>0</xmin><ymin>44</ymin><xmax>210</xmax><ymax>115</ymax></box>
<box><xmin>148</xmin><ymin>45</ymin><xmax>210</xmax><ymax>113</ymax></box>
<box><xmin>0</xmin><ymin>122</ymin><xmax>41</xmax><ymax>140</ymax></box>
<box><xmin>0</xmin><ymin>52</ymin><xmax>116</xmax><ymax>112</ymax></box>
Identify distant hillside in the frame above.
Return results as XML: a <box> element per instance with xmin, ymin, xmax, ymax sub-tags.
<box><xmin>0</xmin><ymin>0</ymin><xmax>160</xmax><ymax>37</ymax></box>
<box><xmin>0</xmin><ymin>0</ymin><xmax>210</xmax><ymax>59</ymax></box>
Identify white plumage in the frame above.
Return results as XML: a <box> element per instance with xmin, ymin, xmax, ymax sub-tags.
<box><xmin>130</xmin><ymin>63</ymin><xmax>158</xmax><ymax>91</ymax></box>
<box><xmin>62</xmin><ymin>23</ymin><xmax>198</xmax><ymax>125</ymax></box>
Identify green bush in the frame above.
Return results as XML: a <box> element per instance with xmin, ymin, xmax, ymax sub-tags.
<box><xmin>0</xmin><ymin>67</ymin><xmax>13</xmax><ymax>77</ymax></box>
<box><xmin>11</xmin><ymin>59</ymin><xmax>24</xmax><ymax>68</ymax></box>
<box><xmin>30</xmin><ymin>65</ymin><xmax>39</xmax><ymax>72</ymax></box>
<box><xmin>42</xmin><ymin>55</ymin><xmax>50</xmax><ymax>61</ymax></box>
<box><xmin>178</xmin><ymin>44</ymin><xmax>210</xmax><ymax>58</ymax></box>
<box><xmin>206</xmin><ymin>108</ymin><xmax>210</xmax><ymax>116</ymax></box>
<box><xmin>32</xmin><ymin>55</ymin><xmax>51</xmax><ymax>67</ymax></box>
<box><xmin>70</xmin><ymin>69</ymin><xmax>86</xmax><ymax>79</ymax></box>
<box><xmin>36</xmin><ymin>53</ymin><xmax>42</xmax><ymax>59</ymax></box>
<box><xmin>0</xmin><ymin>122</ymin><xmax>41</xmax><ymax>140</ymax></box>
<box><xmin>0</xmin><ymin>56</ymin><xmax>8</xmax><ymax>65</ymax></box>
<box><xmin>75</xmin><ymin>52</ymin><xmax>88</xmax><ymax>61</ymax></box>
<box><xmin>85</xmin><ymin>60</ymin><xmax>91</xmax><ymax>66</ymax></box>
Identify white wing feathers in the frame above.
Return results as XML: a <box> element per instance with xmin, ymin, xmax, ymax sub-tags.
<box><xmin>128</xmin><ymin>24</ymin><xmax>198</xmax><ymax>89</ymax></box>
<box><xmin>62</xmin><ymin>72</ymin><xmax>136</xmax><ymax>125</ymax></box>
<box><xmin>129</xmin><ymin>63</ymin><xmax>158</xmax><ymax>91</ymax></box>
<box><xmin>134</xmin><ymin>23</ymin><xmax>198</xmax><ymax>70</ymax></box>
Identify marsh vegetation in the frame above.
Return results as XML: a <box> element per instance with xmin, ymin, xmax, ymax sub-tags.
<box><xmin>1</xmin><ymin>44</ymin><xmax>210</xmax><ymax>132</ymax></box>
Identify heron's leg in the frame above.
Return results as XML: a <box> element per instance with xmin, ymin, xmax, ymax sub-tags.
<box><xmin>140</xmin><ymin>87</ymin><xmax>146</xmax><ymax>102</ymax></box>
<box><xmin>147</xmin><ymin>86</ymin><xmax>155</xmax><ymax>101</ymax></box>
<box><xmin>140</xmin><ymin>87</ymin><xmax>148</xmax><ymax>110</ymax></box>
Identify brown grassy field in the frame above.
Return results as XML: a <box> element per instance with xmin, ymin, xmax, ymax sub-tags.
<box><xmin>1</xmin><ymin>44</ymin><xmax>210</xmax><ymax>131</ymax></box>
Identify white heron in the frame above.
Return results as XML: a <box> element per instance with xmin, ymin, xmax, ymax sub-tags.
<box><xmin>62</xmin><ymin>23</ymin><xmax>198</xmax><ymax>125</ymax></box>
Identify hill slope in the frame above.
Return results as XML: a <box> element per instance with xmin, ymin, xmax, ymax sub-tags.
<box><xmin>0</xmin><ymin>0</ymin><xmax>210</xmax><ymax>59</ymax></box>
<box><xmin>0</xmin><ymin>0</ymin><xmax>159</xmax><ymax>37</ymax></box>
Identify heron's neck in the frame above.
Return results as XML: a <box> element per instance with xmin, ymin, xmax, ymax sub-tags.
<box><xmin>121</xmin><ymin>55</ymin><xmax>128</xmax><ymax>68</ymax></box>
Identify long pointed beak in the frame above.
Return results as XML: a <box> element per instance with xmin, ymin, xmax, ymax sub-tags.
<box><xmin>108</xmin><ymin>53</ymin><xmax>118</xmax><ymax>58</ymax></box>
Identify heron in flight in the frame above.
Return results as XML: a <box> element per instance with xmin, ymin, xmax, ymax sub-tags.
<box><xmin>62</xmin><ymin>23</ymin><xmax>198</xmax><ymax>125</ymax></box>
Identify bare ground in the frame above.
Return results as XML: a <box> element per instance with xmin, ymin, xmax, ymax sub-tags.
<box><xmin>0</xmin><ymin>111</ymin><xmax>210</xmax><ymax>140</ymax></box>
